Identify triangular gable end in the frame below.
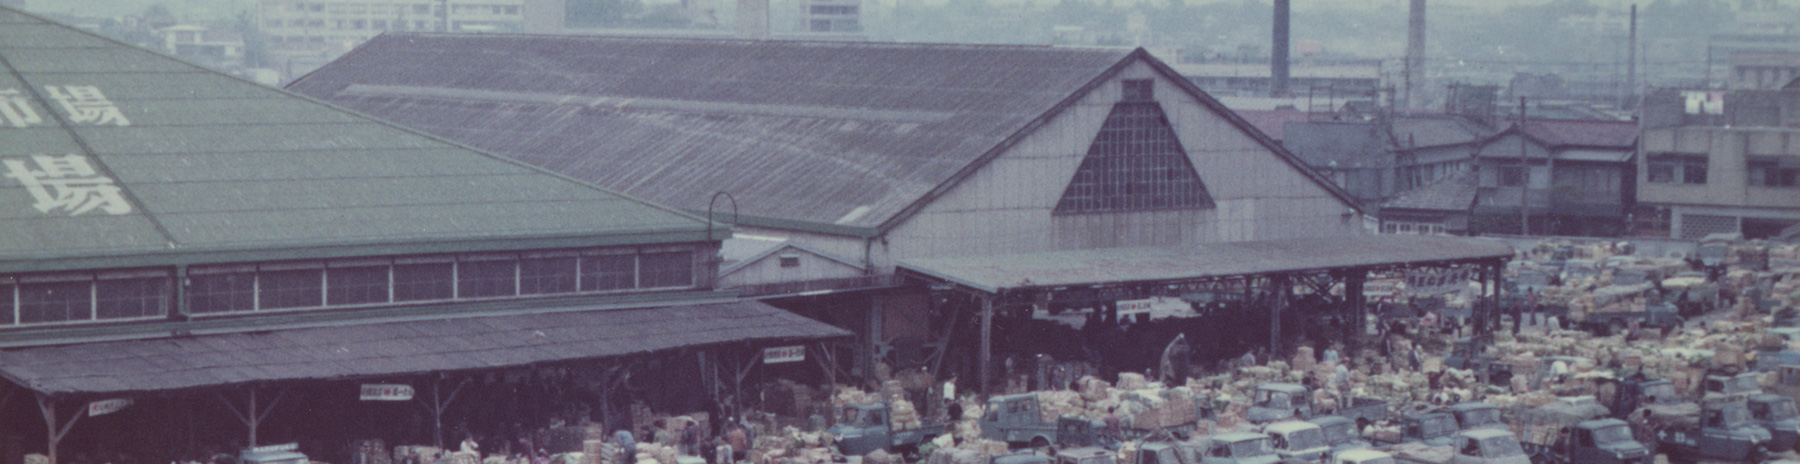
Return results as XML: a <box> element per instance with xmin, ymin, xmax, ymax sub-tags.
<box><xmin>1053</xmin><ymin>80</ymin><xmax>1216</xmax><ymax>214</ymax></box>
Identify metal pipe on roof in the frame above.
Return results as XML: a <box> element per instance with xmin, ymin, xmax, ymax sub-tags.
<box><xmin>1405</xmin><ymin>0</ymin><xmax>1426</xmax><ymax>110</ymax></box>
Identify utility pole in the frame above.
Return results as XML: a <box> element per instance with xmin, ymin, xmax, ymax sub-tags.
<box><xmin>1518</xmin><ymin>97</ymin><xmax>1530</xmax><ymax>236</ymax></box>
<box><xmin>1626</xmin><ymin>4</ymin><xmax>1637</xmax><ymax>108</ymax></box>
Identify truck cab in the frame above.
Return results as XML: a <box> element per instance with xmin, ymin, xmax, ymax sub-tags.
<box><xmin>1052</xmin><ymin>447</ymin><xmax>1115</xmax><ymax>464</ymax></box>
<box><xmin>1248</xmin><ymin>383</ymin><xmax>1310</xmax><ymax>424</ymax></box>
<box><xmin>981</xmin><ymin>393</ymin><xmax>1056</xmax><ymax>447</ymax></box>
<box><xmin>1748</xmin><ymin>393</ymin><xmax>1800</xmax><ymax>452</ymax></box>
<box><xmin>1609</xmin><ymin>377</ymin><xmax>1680</xmax><ymax>416</ymax></box>
<box><xmin>1702</xmin><ymin>373</ymin><xmax>1763</xmax><ymax>401</ymax></box>
<box><xmin>1308</xmin><ymin>415</ymin><xmax>1372</xmax><ymax>453</ymax></box>
<box><xmin>1390</xmin><ymin>412</ymin><xmax>1460</xmax><ymax>446</ymax></box>
<box><xmin>1263</xmin><ymin>421</ymin><xmax>1329</xmax><ymax>463</ymax></box>
<box><xmin>1330</xmin><ymin>449</ymin><xmax>1393</xmax><ymax>464</ymax></box>
<box><xmin>831</xmin><ymin>403</ymin><xmax>897</xmax><ymax>455</ymax></box>
<box><xmin>1448</xmin><ymin>403</ymin><xmax>1506</xmax><ymax>432</ymax></box>
<box><xmin>1654</xmin><ymin>401</ymin><xmax>1773</xmax><ymax>462</ymax></box>
<box><xmin>1446</xmin><ymin>429</ymin><xmax>1530</xmax><ymax>464</ymax></box>
<box><xmin>1443</xmin><ymin>340</ymin><xmax>1512</xmax><ymax>386</ymax></box>
<box><xmin>240</xmin><ymin>443</ymin><xmax>308</xmax><ymax>464</ymax></box>
<box><xmin>1199</xmin><ymin>432</ymin><xmax>1279</xmax><ymax>464</ymax></box>
<box><xmin>1532</xmin><ymin>419</ymin><xmax>1652</xmax><ymax>464</ymax></box>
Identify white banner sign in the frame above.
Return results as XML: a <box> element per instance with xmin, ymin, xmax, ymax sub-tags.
<box><xmin>764</xmin><ymin>345</ymin><xmax>806</xmax><ymax>364</ymax></box>
<box><xmin>1116</xmin><ymin>298</ymin><xmax>1156</xmax><ymax>316</ymax></box>
<box><xmin>359</xmin><ymin>383</ymin><xmax>415</xmax><ymax>401</ymax></box>
<box><xmin>88</xmin><ymin>398</ymin><xmax>131</xmax><ymax>417</ymax></box>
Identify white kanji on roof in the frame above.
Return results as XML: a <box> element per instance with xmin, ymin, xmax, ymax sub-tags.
<box><xmin>43</xmin><ymin>85</ymin><xmax>130</xmax><ymax>126</ymax></box>
<box><xmin>2</xmin><ymin>153</ymin><xmax>133</xmax><ymax>216</ymax></box>
<box><xmin>0</xmin><ymin>89</ymin><xmax>44</xmax><ymax>128</ymax></box>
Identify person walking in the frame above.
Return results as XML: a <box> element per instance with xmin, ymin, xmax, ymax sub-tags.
<box><xmin>680</xmin><ymin>420</ymin><xmax>700</xmax><ymax>456</ymax></box>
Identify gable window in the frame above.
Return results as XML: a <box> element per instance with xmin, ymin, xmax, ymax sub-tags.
<box><xmin>1649</xmin><ymin>154</ymin><xmax>1707</xmax><ymax>184</ymax></box>
<box><xmin>779</xmin><ymin>254</ymin><xmax>801</xmax><ymax>268</ymax></box>
<box><xmin>1122</xmin><ymin>79</ymin><xmax>1154</xmax><ymax>102</ymax></box>
<box><xmin>1748</xmin><ymin>156</ymin><xmax>1799</xmax><ymax>187</ymax></box>
<box><xmin>1053</xmin><ymin>101</ymin><xmax>1215</xmax><ymax>214</ymax></box>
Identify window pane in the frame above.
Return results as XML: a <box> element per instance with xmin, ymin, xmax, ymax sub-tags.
<box><xmin>394</xmin><ymin>262</ymin><xmax>454</xmax><ymax>302</ymax></box>
<box><xmin>1684</xmin><ymin>160</ymin><xmax>1708</xmax><ymax>184</ymax></box>
<box><xmin>19</xmin><ymin>280</ymin><xmax>91</xmax><ymax>324</ymax></box>
<box><xmin>189</xmin><ymin>272</ymin><xmax>255</xmax><ymax>314</ymax></box>
<box><xmin>582</xmin><ymin>254</ymin><xmax>636</xmax><ymax>291</ymax></box>
<box><xmin>457</xmin><ymin>258</ymin><xmax>517</xmax><ymax>298</ymax></box>
<box><xmin>640</xmin><ymin>251</ymin><xmax>694</xmax><ymax>288</ymax></box>
<box><xmin>259</xmin><ymin>268</ymin><xmax>323</xmax><ymax>309</ymax></box>
<box><xmin>520</xmin><ymin>256</ymin><xmax>577</xmax><ymax>295</ymax></box>
<box><xmin>1649</xmin><ymin>163</ymin><xmax>1675</xmax><ymax>183</ymax></box>
<box><xmin>328</xmin><ymin>265</ymin><xmax>389</xmax><ymax>305</ymax></box>
<box><xmin>0</xmin><ymin>280</ymin><xmax>12</xmax><ymax>325</ymax></box>
<box><xmin>96</xmin><ymin>276</ymin><xmax>170</xmax><ymax>320</ymax></box>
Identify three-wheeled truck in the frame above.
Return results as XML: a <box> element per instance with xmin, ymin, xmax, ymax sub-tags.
<box><xmin>1748</xmin><ymin>393</ymin><xmax>1800</xmax><ymax>452</ymax></box>
<box><xmin>1309</xmin><ymin>415</ymin><xmax>1373</xmax><ymax>454</ymax></box>
<box><xmin>1246</xmin><ymin>383</ymin><xmax>1388</xmax><ymax>427</ymax></box>
<box><xmin>1647</xmin><ymin>400</ymin><xmax>1773</xmax><ymax>463</ymax></box>
<box><xmin>830</xmin><ymin>402</ymin><xmax>949</xmax><ymax>456</ymax></box>
<box><xmin>1512</xmin><ymin>400</ymin><xmax>1648</xmax><ymax>464</ymax></box>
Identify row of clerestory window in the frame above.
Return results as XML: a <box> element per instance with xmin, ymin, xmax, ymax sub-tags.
<box><xmin>0</xmin><ymin>246</ymin><xmax>697</xmax><ymax>327</ymax></box>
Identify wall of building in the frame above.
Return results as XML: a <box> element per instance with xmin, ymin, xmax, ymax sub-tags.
<box><xmin>1639</xmin><ymin>126</ymin><xmax>1800</xmax><ymax>238</ymax></box>
<box><xmin>881</xmin><ymin>60</ymin><xmax>1363</xmax><ymax>266</ymax></box>
<box><xmin>717</xmin><ymin>244</ymin><xmax>865</xmax><ymax>288</ymax></box>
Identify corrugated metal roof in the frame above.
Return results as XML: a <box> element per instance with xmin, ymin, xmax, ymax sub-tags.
<box><xmin>286</xmin><ymin>35</ymin><xmax>1133</xmax><ymax>232</ymax></box>
<box><xmin>1282</xmin><ymin>121</ymin><xmax>1393</xmax><ymax>168</ymax></box>
<box><xmin>288</xmin><ymin>34</ymin><xmax>1365</xmax><ymax>233</ymax></box>
<box><xmin>0</xmin><ymin>299</ymin><xmax>849</xmax><ymax>395</ymax></box>
<box><xmin>0</xmin><ymin>8</ymin><xmax>715</xmax><ymax>271</ymax></box>
<box><xmin>1233</xmin><ymin>109</ymin><xmax>1309</xmax><ymax>142</ymax></box>
<box><xmin>1382</xmin><ymin>171</ymin><xmax>1477</xmax><ymax>212</ymax></box>
<box><xmin>1391</xmin><ymin>115</ymin><xmax>1493</xmax><ymax>149</ymax></box>
<box><xmin>898</xmin><ymin>235</ymin><xmax>1512</xmax><ymax>293</ymax></box>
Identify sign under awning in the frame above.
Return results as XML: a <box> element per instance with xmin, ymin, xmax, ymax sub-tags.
<box><xmin>88</xmin><ymin>398</ymin><xmax>130</xmax><ymax>416</ymax></box>
<box><xmin>764</xmin><ymin>345</ymin><xmax>805</xmax><ymax>364</ymax></box>
<box><xmin>359</xmin><ymin>384</ymin><xmax>415</xmax><ymax>401</ymax></box>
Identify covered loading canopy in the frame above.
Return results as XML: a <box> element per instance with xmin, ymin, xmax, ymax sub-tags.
<box><xmin>0</xmin><ymin>300</ymin><xmax>851</xmax><ymax>396</ymax></box>
<box><xmin>897</xmin><ymin>235</ymin><xmax>1514</xmax><ymax>294</ymax></box>
<box><xmin>896</xmin><ymin>234</ymin><xmax>1514</xmax><ymax>391</ymax></box>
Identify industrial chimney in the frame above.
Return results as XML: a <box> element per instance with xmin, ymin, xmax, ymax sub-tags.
<box><xmin>1404</xmin><ymin>0</ymin><xmax>1426</xmax><ymax>110</ymax></box>
<box><xmin>1271</xmin><ymin>0</ymin><xmax>1290</xmax><ymax>97</ymax></box>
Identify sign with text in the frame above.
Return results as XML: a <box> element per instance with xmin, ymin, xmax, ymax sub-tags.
<box><xmin>359</xmin><ymin>383</ymin><xmax>415</xmax><ymax>401</ymax></box>
<box><xmin>87</xmin><ymin>398</ymin><xmax>131</xmax><ymax>417</ymax></box>
<box><xmin>763</xmin><ymin>345</ymin><xmax>806</xmax><ymax>364</ymax></box>
<box><xmin>1116</xmin><ymin>298</ymin><xmax>1157</xmax><ymax>317</ymax></box>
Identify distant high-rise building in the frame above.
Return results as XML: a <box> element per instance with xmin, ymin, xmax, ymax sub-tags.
<box><xmin>798</xmin><ymin>0</ymin><xmax>859</xmax><ymax>33</ymax></box>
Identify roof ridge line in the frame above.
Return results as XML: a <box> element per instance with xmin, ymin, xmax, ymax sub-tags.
<box><xmin>380</xmin><ymin>30</ymin><xmax>1103</xmax><ymax>51</ymax></box>
<box><xmin>0</xmin><ymin>8</ymin><xmax>723</xmax><ymax>233</ymax></box>
<box><xmin>0</xmin><ymin>46</ymin><xmax>182</xmax><ymax>249</ymax></box>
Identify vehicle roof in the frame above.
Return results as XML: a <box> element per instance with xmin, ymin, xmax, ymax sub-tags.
<box><xmin>1458</xmin><ymin>429</ymin><xmax>1516</xmax><ymax>440</ymax></box>
<box><xmin>1265</xmin><ymin>421</ymin><xmax>1322</xmax><ymax>434</ymax></box>
<box><xmin>1213</xmin><ymin>432</ymin><xmax>1271</xmax><ymax>442</ymax></box>
<box><xmin>1751</xmin><ymin>393</ymin><xmax>1790</xmax><ymax>403</ymax></box>
<box><xmin>991</xmin><ymin>393</ymin><xmax>1037</xmax><ymax>402</ymax></box>
<box><xmin>1056</xmin><ymin>447</ymin><xmax>1111</xmax><ymax>458</ymax></box>
<box><xmin>1407</xmin><ymin>412</ymin><xmax>1454</xmax><ymax>421</ymax></box>
<box><xmin>1577</xmin><ymin>419</ymin><xmax>1628</xmax><ymax>429</ymax></box>
<box><xmin>1334</xmin><ymin>449</ymin><xmax>1392</xmax><ymax>460</ymax></box>
<box><xmin>1450</xmin><ymin>402</ymin><xmax>1497</xmax><ymax>412</ymax></box>
<box><xmin>1261</xmin><ymin>383</ymin><xmax>1308</xmax><ymax>392</ymax></box>
<box><xmin>1308</xmin><ymin>415</ymin><xmax>1352</xmax><ymax>426</ymax></box>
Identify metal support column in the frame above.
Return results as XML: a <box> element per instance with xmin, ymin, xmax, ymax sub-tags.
<box><xmin>219</xmin><ymin>386</ymin><xmax>286</xmax><ymax>448</ymax></box>
<box><xmin>35</xmin><ymin>394</ymin><xmax>80</xmax><ymax>464</ymax></box>
<box><xmin>1271</xmin><ymin>274</ymin><xmax>1290</xmax><ymax>356</ymax></box>
<box><xmin>1346</xmin><ymin>270</ymin><xmax>1367</xmax><ymax>352</ymax></box>
<box><xmin>978</xmin><ymin>294</ymin><xmax>994</xmax><ymax>394</ymax></box>
<box><xmin>864</xmin><ymin>295</ymin><xmax>885</xmax><ymax>384</ymax></box>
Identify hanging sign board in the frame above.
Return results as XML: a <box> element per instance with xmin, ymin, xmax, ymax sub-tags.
<box><xmin>1116</xmin><ymin>298</ymin><xmax>1157</xmax><ymax>318</ymax></box>
<box><xmin>88</xmin><ymin>398</ymin><xmax>131</xmax><ymax>417</ymax></box>
<box><xmin>763</xmin><ymin>345</ymin><xmax>806</xmax><ymax>364</ymax></box>
<box><xmin>359</xmin><ymin>383</ymin><xmax>415</xmax><ymax>401</ymax></box>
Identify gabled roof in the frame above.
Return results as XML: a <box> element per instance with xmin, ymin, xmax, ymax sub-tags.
<box><xmin>289</xmin><ymin>34</ymin><xmax>1362</xmax><ymax>236</ymax></box>
<box><xmin>1390</xmin><ymin>114</ymin><xmax>1494</xmax><ymax>149</ymax></box>
<box><xmin>1500</xmin><ymin>118</ymin><xmax>1638</xmax><ymax>149</ymax></box>
<box><xmin>1382</xmin><ymin>171</ymin><xmax>1477</xmax><ymax>213</ymax></box>
<box><xmin>0</xmin><ymin>7</ymin><xmax>718</xmax><ymax>272</ymax></box>
<box><xmin>1234</xmin><ymin>109</ymin><xmax>1310</xmax><ymax>142</ymax></box>
<box><xmin>1282</xmin><ymin>121</ymin><xmax>1393</xmax><ymax>168</ymax></box>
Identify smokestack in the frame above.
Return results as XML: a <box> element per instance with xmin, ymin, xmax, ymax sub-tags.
<box><xmin>1271</xmin><ymin>0</ymin><xmax>1290</xmax><ymax>97</ymax></box>
<box><xmin>1404</xmin><ymin>0</ymin><xmax>1426</xmax><ymax>110</ymax></box>
<box><xmin>1627</xmin><ymin>4</ymin><xmax>1637</xmax><ymax>106</ymax></box>
<box><xmin>737</xmin><ymin>0</ymin><xmax>770</xmax><ymax>39</ymax></box>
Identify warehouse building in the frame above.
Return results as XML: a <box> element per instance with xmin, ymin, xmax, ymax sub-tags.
<box><xmin>0</xmin><ymin>7</ymin><xmax>845</xmax><ymax>463</ymax></box>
